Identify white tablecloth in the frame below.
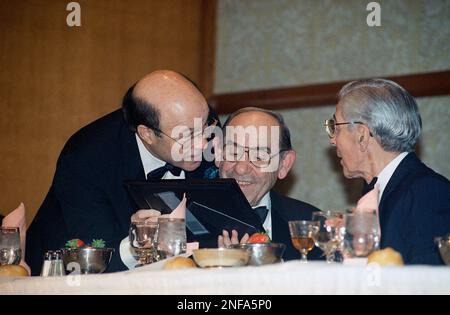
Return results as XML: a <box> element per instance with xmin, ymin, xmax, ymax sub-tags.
<box><xmin>1</xmin><ymin>261</ymin><xmax>449</xmax><ymax>295</ymax></box>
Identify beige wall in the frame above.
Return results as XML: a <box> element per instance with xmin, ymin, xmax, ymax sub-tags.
<box><xmin>215</xmin><ymin>0</ymin><xmax>450</xmax><ymax>210</ymax></box>
<box><xmin>0</xmin><ymin>0</ymin><xmax>205</xmax><ymax>221</ymax></box>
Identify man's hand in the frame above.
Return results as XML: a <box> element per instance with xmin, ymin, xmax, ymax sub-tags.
<box><xmin>218</xmin><ymin>230</ymin><xmax>249</xmax><ymax>248</ymax></box>
<box><xmin>131</xmin><ymin>194</ymin><xmax>187</xmax><ymax>222</ymax></box>
<box><xmin>130</xmin><ymin>209</ymin><xmax>161</xmax><ymax>223</ymax></box>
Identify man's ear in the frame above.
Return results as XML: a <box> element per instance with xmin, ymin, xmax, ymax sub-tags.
<box><xmin>137</xmin><ymin>125</ymin><xmax>154</xmax><ymax>146</ymax></box>
<box><xmin>356</xmin><ymin>125</ymin><xmax>371</xmax><ymax>152</ymax></box>
<box><xmin>277</xmin><ymin>150</ymin><xmax>296</xmax><ymax>180</ymax></box>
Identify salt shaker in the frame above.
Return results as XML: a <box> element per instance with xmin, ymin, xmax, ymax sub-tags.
<box><xmin>40</xmin><ymin>250</ymin><xmax>53</xmax><ymax>277</ymax></box>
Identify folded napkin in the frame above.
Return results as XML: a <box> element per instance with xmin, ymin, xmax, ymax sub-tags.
<box><xmin>355</xmin><ymin>186</ymin><xmax>381</xmax><ymax>235</ymax></box>
<box><xmin>2</xmin><ymin>203</ymin><xmax>31</xmax><ymax>274</ymax></box>
<box><xmin>160</xmin><ymin>194</ymin><xmax>186</xmax><ymax>220</ymax></box>
<box><xmin>356</xmin><ymin>186</ymin><xmax>379</xmax><ymax>213</ymax></box>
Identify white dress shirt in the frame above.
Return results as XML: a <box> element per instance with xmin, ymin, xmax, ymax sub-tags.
<box><xmin>375</xmin><ymin>152</ymin><xmax>409</xmax><ymax>202</ymax></box>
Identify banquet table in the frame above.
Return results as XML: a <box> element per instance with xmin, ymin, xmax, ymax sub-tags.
<box><xmin>1</xmin><ymin>261</ymin><xmax>449</xmax><ymax>295</ymax></box>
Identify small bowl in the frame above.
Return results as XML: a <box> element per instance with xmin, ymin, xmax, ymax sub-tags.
<box><xmin>230</xmin><ymin>243</ymin><xmax>286</xmax><ymax>266</ymax></box>
<box><xmin>61</xmin><ymin>248</ymin><xmax>114</xmax><ymax>274</ymax></box>
<box><xmin>435</xmin><ymin>235</ymin><xmax>450</xmax><ymax>266</ymax></box>
<box><xmin>192</xmin><ymin>248</ymin><xmax>250</xmax><ymax>268</ymax></box>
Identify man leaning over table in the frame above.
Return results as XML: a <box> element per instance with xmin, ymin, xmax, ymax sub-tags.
<box><xmin>26</xmin><ymin>70</ymin><xmax>219</xmax><ymax>275</ymax></box>
<box><xmin>120</xmin><ymin>107</ymin><xmax>322</xmax><ymax>268</ymax></box>
<box><xmin>326</xmin><ymin>78</ymin><xmax>450</xmax><ymax>265</ymax></box>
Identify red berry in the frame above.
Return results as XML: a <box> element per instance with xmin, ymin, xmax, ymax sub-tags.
<box><xmin>248</xmin><ymin>233</ymin><xmax>270</xmax><ymax>244</ymax></box>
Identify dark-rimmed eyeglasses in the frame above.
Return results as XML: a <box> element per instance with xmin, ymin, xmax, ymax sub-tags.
<box><xmin>324</xmin><ymin>118</ymin><xmax>367</xmax><ymax>138</ymax></box>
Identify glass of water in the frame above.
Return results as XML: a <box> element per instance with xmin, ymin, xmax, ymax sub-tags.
<box><xmin>0</xmin><ymin>227</ymin><xmax>21</xmax><ymax>265</ymax></box>
<box><xmin>156</xmin><ymin>218</ymin><xmax>186</xmax><ymax>260</ymax></box>
<box><xmin>343</xmin><ymin>211</ymin><xmax>380</xmax><ymax>258</ymax></box>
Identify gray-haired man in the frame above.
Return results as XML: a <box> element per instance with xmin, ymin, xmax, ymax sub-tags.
<box><xmin>326</xmin><ymin>78</ymin><xmax>450</xmax><ymax>265</ymax></box>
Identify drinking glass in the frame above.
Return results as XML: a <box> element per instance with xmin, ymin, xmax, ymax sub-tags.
<box><xmin>129</xmin><ymin>221</ymin><xmax>159</xmax><ymax>266</ymax></box>
<box><xmin>343</xmin><ymin>211</ymin><xmax>380</xmax><ymax>258</ymax></box>
<box><xmin>288</xmin><ymin>220</ymin><xmax>319</xmax><ymax>263</ymax></box>
<box><xmin>156</xmin><ymin>218</ymin><xmax>186</xmax><ymax>260</ymax></box>
<box><xmin>312</xmin><ymin>211</ymin><xmax>345</xmax><ymax>263</ymax></box>
<box><xmin>0</xmin><ymin>227</ymin><xmax>21</xmax><ymax>266</ymax></box>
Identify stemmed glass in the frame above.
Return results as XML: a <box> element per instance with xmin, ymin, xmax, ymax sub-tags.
<box><xmin>343</xmin><ymin>211</ymin><xmax>380</xmax><ymax>259</ymax></box>
<box><xmin>0</xmin><ymin>227</ymin><xmax>21</xmax><ymax>266</ymax></box>
<box><xmin>312</xmin><ymin>211</ymin><xmax>345</xmax><ymax>263</ymax></box>
<box><xmin>288</xmin><ymin>220</ymin><xmax>319</xmax><ymax>263</ymax></box>
<box><xmin>156</xmin><ymin>218</ymin><xmax>187</xmax><ymax>260</ymax></box>
<box><xmin>129</xmin><ymin>221</ymin><xmax>159</xmax><ymax>267</ymax></box>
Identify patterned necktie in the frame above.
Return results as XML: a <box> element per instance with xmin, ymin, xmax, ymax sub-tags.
<box><xmin>147</xmin><ymin>163</ymin><xmax>182</xmax><ymax>180</ymax></box>
<box><xmin>362</xmin><ymin>177</ymin><xmax>378</xmax><ymax>195</ymax></box>
<box><xmin>253</xmin><ymin>206</ymin><xmax>269</xmax><ymax>224</ymax></box>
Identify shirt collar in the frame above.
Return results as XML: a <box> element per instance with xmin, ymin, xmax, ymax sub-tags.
<box><xmin>135</xmin><ymin>134</ymin><xmax>184</xmax><ymax>179</ymax></box>
<box><xmin>253</xmin><ymin>192</ymin><xmax>271</xmax><ymax>211</ymax></box>
<box><xmin>376</xmin><ymin>152</ymin><xmax>409</xmax><ymax>201</ymax></box>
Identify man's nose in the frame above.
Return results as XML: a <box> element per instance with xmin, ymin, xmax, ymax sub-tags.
<box><xmin>233</xmin><ymin>159</ymin><xmax>252</xmax><ymax>175</ymax></box>
<box><xmin>329</xmin><ymin>136</ymin><xmax>336</xmax><ymax>147</ymax></box>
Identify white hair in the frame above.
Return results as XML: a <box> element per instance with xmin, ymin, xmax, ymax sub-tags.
<box><xmin>338</xmin><ymin>78</ymin><xmax>422</xmax><ymax>152</ymax></box>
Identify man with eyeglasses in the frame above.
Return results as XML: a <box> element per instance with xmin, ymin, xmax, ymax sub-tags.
<box><xmin>327</xmin><ymin>78</ymin><xmax>450</xmax><ymax>265</ymax></box>
<box><xmin>26</xmin><ymin>70</ymin><xmax>219</xmax><ymax>275</ymax></box>
<box><xmin>217</xmin><ymin>108</ymin><xmax>322</xmax><ymax>261</ymax></box>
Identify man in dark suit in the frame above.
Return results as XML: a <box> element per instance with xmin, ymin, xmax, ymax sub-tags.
<box><xmin>327</xmin><ymin>78</ymin><xmax>450</xmax><ymax>265</ymax></box>
<box><xmin>26</xmin><ymin>70</ymin><xmax>218</xmax><ymax>275</ymax></box>
<box><xmin>217</xmin><ymin>108</ymin><xmax>321</xmax><ymax>261</ymax></box>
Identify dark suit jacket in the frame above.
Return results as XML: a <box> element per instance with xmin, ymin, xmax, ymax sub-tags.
<box><xmin>379</xmin><ymin>153</ymin><xmax>450</xmax><ymax>265</ymax></box>
<box><xmin>270</xmin><ymin>190</ymin><xmax>322</xmax><ymax>261</ymax></box>
<box><xmin>26</xmin><ymin>109</ymin><xmax>217</xmax><ymax>275</ymax></box>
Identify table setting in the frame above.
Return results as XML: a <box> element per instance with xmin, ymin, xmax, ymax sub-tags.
<box><xmin>1</xmin><ymin>194</ymin><xmax>450</xmax><ymax>295</ymax></box>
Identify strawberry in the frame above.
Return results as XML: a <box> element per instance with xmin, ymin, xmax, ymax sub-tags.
<box><xmin>248</xmin><ymin>232</ymin><xmax>270</xmax><ymax>244</ymax></box>
<box><xmin>65</xmin><ymin>239</ymin><xmax>85</xmax><ymax>249</ymax></box>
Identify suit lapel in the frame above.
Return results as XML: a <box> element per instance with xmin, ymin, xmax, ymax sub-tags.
<box><xmin>379</xmin><ymin>153</ymin><xmax>423</xmax><ymax>235</ymax></box>
<box><xmin>269</xmin><ymin>191</ymin><xmax>291</xmax><ymax>245</ymax></box>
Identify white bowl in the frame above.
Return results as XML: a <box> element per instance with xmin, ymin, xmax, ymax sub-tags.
<box><xmin>192</xmin><ymin>248</ymin><xmax>250</xmax><ymax>268</ymax></box>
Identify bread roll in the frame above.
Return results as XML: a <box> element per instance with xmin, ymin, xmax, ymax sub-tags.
<box><xmin>0</xmin><ymin>265</ymin><xmax>30</xmax><ymax>277</ymax></box>
<box><xmin>163</xmin><ymin>257</ymin><xmax>197</xmax><ymax>270</ymax></box>
<box><xmin>368</xmin><ymin>248</ymin><xmax>404</xmax><ymax>266</ymax></box>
